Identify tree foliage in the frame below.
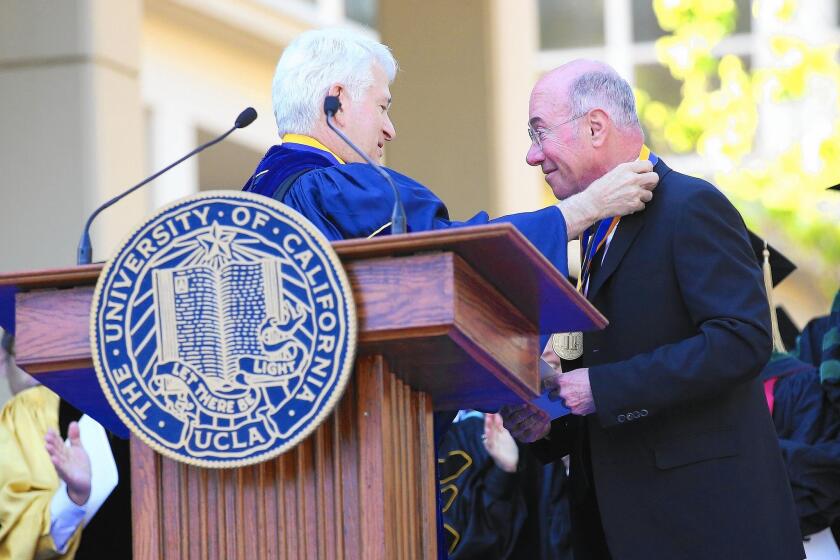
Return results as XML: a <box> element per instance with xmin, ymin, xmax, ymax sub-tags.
<box><xmin>635</xmin><ymin>0</ymin><xmax>840</xmax><ymax>293</ymax></box>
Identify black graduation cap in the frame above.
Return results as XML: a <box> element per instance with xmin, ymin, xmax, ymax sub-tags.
<box><xmin>747</xmin><ymin>230</ymin><xmax>796</xmax><ymax>287</ymax></box>
<box><xmin>747</xmin><ymin>230</ymin><xmax>797</xmax><ymax>353</ymax></box>
<box><xmin>775</xmin><ymin>306</ymin><xmax>801</xmax><ymax>350</ymax></box>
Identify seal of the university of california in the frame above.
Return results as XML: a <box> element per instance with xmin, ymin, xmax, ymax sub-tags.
<box><xmin>91</xmin><ymin>191</ymin><xmax>356</xmax><ymax>468</ymax></box>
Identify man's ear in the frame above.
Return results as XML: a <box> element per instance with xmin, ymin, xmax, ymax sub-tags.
<box><xmin>587</xmin><ymin>109</ymin><xmax>609</xmax><ymax>147</ymax></box>
<box><xmin>328</xmin><ymin>83</ymin><xmax>347</xmax><ymax>126</ymax></box>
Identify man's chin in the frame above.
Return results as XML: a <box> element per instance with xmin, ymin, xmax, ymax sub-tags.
<box><xmin>359</xmin><ymin>150</ymin><xmax>383</xmax><ymax>163</ymax></box>
<box><xmin>548</xmin><ymin>182</ymin><xmax>577</xmax><ymax>201</ymax></box>
<box><xmin>548</xmin><ymin>179</ymin><xmax>588</xmax><ymax>201</ymax></box>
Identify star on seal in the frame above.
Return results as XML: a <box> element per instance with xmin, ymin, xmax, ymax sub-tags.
<box><xmin>197</xmin><ymin>222</ymin><xmax>235</xmax><ymax>264</ymax></box>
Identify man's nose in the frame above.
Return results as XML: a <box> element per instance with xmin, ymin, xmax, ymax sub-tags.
<box><xmin>384</xmin><ymin>114</ymin><xmax>396</xmax><ymax>141</ymax></box>
<box><xmin>526</xmin><ymin>142</ymin><xmax>543</xmax><ymax>166</ymax></box>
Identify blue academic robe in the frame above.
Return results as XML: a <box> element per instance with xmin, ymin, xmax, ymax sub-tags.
<box><xmin>243</xmin><ymin>143</ymin><xmax>570</xmax><ymax>280</ymax></box>
<box><xmin>764</xmin><ymin>290</ymin><xmax>840</xmax><ymax>537</ymax></box>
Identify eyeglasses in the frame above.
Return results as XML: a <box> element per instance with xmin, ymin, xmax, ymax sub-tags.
<box><xmin>527</xmin><ymin>112</ymin><xmax>587</xmax><ymax>149</ymax></box>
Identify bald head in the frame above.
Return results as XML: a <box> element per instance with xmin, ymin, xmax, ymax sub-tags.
<box><xmin>536</xmin><ymin>59</ymin><xmax>613</xmax><ymax>91</ymax></box>
<box><xmin>535</xmin><ymin>59</ymin><xmax>641</xmax><ymax>132</ymax></box>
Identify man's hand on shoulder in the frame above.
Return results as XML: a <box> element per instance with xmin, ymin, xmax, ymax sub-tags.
<box><xmin>500</xmin><ymin>403</ymin><xmax>551</xmax><ymax>443</ymax></box>
<box><xmin>45</xmin><ymin>422</ymin><xmax>92</xmax><ymax>506</ymax></box>
<box><xmin>544</xmin><ymin>368</ymin><xmax>596</xmax><ymax>416</ymax></box>
<box><xmin>586</xmin><ymin>159</ymin><xmax>658</xmax><ymax>219</ymax></box>
<box><xmin>557</xmin><ymin>160</ymin><xmax>658</xmax><ymax>238</ymax></box>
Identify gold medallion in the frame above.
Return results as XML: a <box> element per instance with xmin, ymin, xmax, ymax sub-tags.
<box><xmin>551</xmin><ymin>331</ymin><xmax>583</xmax><ymax>361</ymax></box>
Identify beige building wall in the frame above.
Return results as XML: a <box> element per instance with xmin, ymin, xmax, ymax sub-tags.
<box><xmin>0</xmin><ymin>0</ymin><xmax>146</xmax><ymax>270</ymax></box>
<box><xmin>142</xmin><ymin>1</ymin><xmax>282</xmax><ymax>207</ymax></box>
<box><xmin>380</xmin><ymin>0</ymin><xmax>545</xmax><ymax>220</ymax></box>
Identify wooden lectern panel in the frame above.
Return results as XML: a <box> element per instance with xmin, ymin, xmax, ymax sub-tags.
<box><xmin>132</xmin><ymin>354</ymin><xmax>436</xmax><ymax>560</ymax></box>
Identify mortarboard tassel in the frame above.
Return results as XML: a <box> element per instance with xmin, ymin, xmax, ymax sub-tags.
<box><xmin>762</xmin><ymin>241</ymin><xmax>786</xmax><ymax>353</ymax></box>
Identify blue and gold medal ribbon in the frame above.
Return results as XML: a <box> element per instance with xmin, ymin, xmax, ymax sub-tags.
<box><xmin>552</xmin><ymin>146</ymin><xmax>658</xmax><ymax>359</ymax></box>
<box><xmin>578</xmin><ymin>216</ymin><xmax>620</xmax><ymax>295</ymax></box>
<box><xmin>577</xmin><ymin>146</ymin><xmax>657</xmax><ymax>296</ymax></box>
<box><xmin>639</xmin><ymin>144</ymin><xmax>657</xmax><ymax>166</ymax></box>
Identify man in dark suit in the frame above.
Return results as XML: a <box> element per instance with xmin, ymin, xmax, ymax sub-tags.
<box><xmin>502</xmin><ymin>60</ymin><xmax>804</xmax><ymax>559</ymax></box>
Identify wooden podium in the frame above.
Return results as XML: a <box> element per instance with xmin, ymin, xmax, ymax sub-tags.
<box><xmin>0</xmin><ymin>224</ymin><xmax>604</xmax><ymax>559</ymax></box>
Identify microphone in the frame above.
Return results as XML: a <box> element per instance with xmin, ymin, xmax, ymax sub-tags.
<box><xmin>77</xmin><ymin>107</ymin><xmax>258</xmax><ymax>265</ymax></box>
<box><xmin>323</xmin><ymin>96</ymin><xmax>406</xmax><ymax>235</ymax></box>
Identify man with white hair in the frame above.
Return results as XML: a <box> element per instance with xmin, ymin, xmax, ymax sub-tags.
<box><xmin>243</xmin><ymin>29</ymin><xmax>658</xmax><ymax>271</ymax></box>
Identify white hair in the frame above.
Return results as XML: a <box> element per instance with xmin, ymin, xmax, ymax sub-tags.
<box><xmin>569</xmin><ymin>70</ymin><xmax>641</xmax><ymax>131</ymax></box>
<box><xmin>272</xmin><ymin>29</ymin><xmax>398</xmax><ymax>137</ymax></box>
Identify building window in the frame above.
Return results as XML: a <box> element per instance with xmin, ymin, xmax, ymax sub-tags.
<box><xmin>634</xmin><ymin>63</ymin><xmax>682</xmax><ymax>106</ymax></box>
<box><xmin>538</xmin><ymin>0</ymin><xmax>605</xmax><ymax>49</ymax></box>
<box><xmin>346</xmin><ymin>0</ymin><xmax>377</xmax><ymax>28</ymax></box>
<box><xmin>632</xmin><ymin>0</ymin><xmax>752</xmax><ymax>43</ymax></box>
<box><xmin>635</xmin><ymin>55</ymin><xmax>752</xmax><ymax>107</ymax></box>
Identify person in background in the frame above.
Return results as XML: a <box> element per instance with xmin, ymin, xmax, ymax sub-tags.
<box><xmin>0</xmin><ymin>331</ymin><xmax>120</xmax><ymax>559</ymax></box>
<box><xmin>439</xmin><ymin>411</ymin><xmax>572</xmax><ymax>560</ymax></box>
<box><xmin>761</xmin><ymin>290</ymin><xmax>840</xmax><ymax>558</ymax></box>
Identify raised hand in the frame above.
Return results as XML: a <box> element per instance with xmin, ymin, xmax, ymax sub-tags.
<box><xmin>586</xmin><ymin>159</ymin><xmax>658</xmax><ymax>218</ymax></box>
<box><xmin>45</xmin><ymin>422</ymin><xmax>92</xmax><ymax>506</ymax></box>
<box><xmin>483</xmin><ymin>413</ymin><xmax>519</xmax><ymax>473</ymax></box>
<box><xmin>557</xmin><ymin>159</ymin><xmax>658</xmax><ymax>238</ymax></box>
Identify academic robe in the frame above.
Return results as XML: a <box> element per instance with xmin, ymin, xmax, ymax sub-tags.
<box><xmin>243</xmin><ymin>143</ymin><xmax>569</xmax><ymax>282</ymax></box>
<box><xmin>763</xmin><ymin>355</ymin><xmax>840</xmax><ymax>536</ymax></box>
<box><xmin>0</xmin><ymin>386</ymin><xmax>82</xmax><ymax>559</ymax></box>
<box><xmin>244</xmin><ymin>140</ymin><xmax>571</xmax><ymax>438</ymax></box>
<box><xmin>57</xmin><ymin>402</ymin><xmax>132</xmax><ymax>560</ymax></box>
<box><xmin>438</xmin><ymin>415</ymin><xmax>573</xmax><ymax>560</ymax></box>
<box><xmin>763</xmin><ymin>290</ymin><xmax>840</xmax><ymax>538</ymax></box>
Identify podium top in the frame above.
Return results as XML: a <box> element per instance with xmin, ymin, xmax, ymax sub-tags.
<box><xmin>0</xmin><ymin>223</ymin><xmax>605</xmax><ymax>336</ymax></box>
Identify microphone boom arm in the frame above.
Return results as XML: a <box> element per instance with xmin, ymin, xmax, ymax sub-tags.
<box><xmin>76</xmin><ymin>107</ymin><xmax>257</xmax><ymax>265</ymax></box>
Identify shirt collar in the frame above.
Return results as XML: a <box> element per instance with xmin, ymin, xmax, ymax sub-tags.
<box><xmin>281</xmin><ymin>134</ymin><xmax>345</xmax><ymax>164</ymax></box>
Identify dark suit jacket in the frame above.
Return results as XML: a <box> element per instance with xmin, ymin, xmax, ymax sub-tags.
<box><xmin>533</xmin><ymin>159</ymin><xmax>804</xmax><ymax>560</ymax></box>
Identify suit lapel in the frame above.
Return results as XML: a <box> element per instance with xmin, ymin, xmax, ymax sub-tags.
<box><xmin>585</xmin><ymin>159</ymin><xmax>671</xmax><ymax>301</ymax></box>
<box><xmin>586</xmin><ymin>210</ymin><xmax>645</xmax><ymax>301</ymax></box>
